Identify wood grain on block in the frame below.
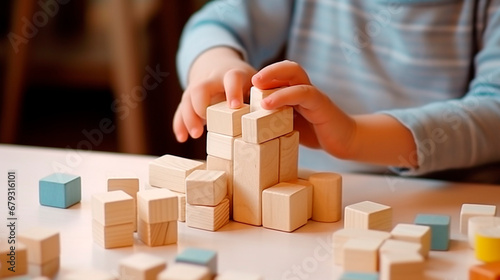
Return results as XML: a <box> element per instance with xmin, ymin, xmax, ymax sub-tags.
<box><xmin>380</xmin><ymin>252</ymin><xmax>424</xmax><ymax>280</ymax></box>
<box><xmin>175</xmin><ymin>247</ymin><xmax>217</xmax><ymax>276</ymax></box>
<box><xmin>414</xmin><ymin>214</ymin><xmax>450</xmax><ymax>251</ymax></box>
<box><xmin>469</xmin><ymin>261</ymin><xmax>500</xmax><ymax>280</ymax></box>
<box><xmin>332</xmin><ymin>228</ymin><xmax>391</xmax><ymax>265</ymax></box>
<box><xmin>157</xmin><ymin>263</ymin><xmax>211</xmax><ymax>280</ymax></box>
<box><xmin>107</xmin><ymin>177</ymin><xmax>139</xmax><ymax>231</ymax></box>
<box><xmin>30</xmin><ymin>257</ymin><xmax>60</xmax><ymax>278</ymax></box>
<box><xmin>207</xmin><ymin>155</ymin><xmax>234</xmax><ymax>217</ymax></box>
<box><xmin>262</xmin><ymin>182</ymin><xmax>308</xmax><ymax>232</ymax></box>
<box><xmin>287</xmin><ymin>179</ymin><xmax>313</xmax><ymax>219</ymax></box>
<box><xmin>343</xmin><ymin>238</ymin><xmax>384</xmax><ymax>273</ymax></box>
<box><xmin>206</xmin><ymin>132</ymin><xmax>236</xmax><ymax>160</ymax></box>
<box><xmin>186</xmin><ymin>170</ymin><xmax>227</xmax><ymax>206</ymax></box>
<box><xmin>233</xmin><ymin>138</ymin><xmax>279</xmax><ymax>226</ymax></box>
<box><xmin>137</xmin><ymin>188</ymin><xmax>178</xmax><ymax>223</ymax></box>
<box><xmin>0</xmin><ymin>241</ymin><xmax>27</xmax><ymax>277</ymax></box>
<box><xmin>206</xmin><ymin>101</ymin><xmax>250</xmax><ymax>136</ymax></box>
<box><xmin>92</xmin><ymin>220</ymin><xmax>134</xmax><ymax>249</ymax></box>
<box><xmin>171</xmin><ymin>191</ymin><xmax>187</xmax><ymax>222</ymax></box>
<box><xmin>186</xmin><ymin>198</ymin><xmax>230</xmax><ymax>231</ymax></box>
<box><xmin>391</xmin><ymin>223</ymin><xmax>431</xmax><ymax>258</ymax></box>
<box><xmin>250</xmin><ymin>87</ymin><xmax>280</xmax><ymax>112</ymax></box>
<box><xmin>119</xmin><ymin>253</ymin><xmax>166</xmax><ymax>280</ymax></box>
<box><xmin>18</xmin><ymin>227</ymin><xmax>60</xmax><ymax>265</ymax></box>
<box><xmin>344</xmin><ymin>201</ymin><xmax>392</xmax><ymax>231</ymax></box>
<box><xmin>138</xmin><ymin>219</ymin><xmax>177</xmax><ymax>246</ymax></box>
<box><xmin>279</xmin><ymin>131</ymin><xmax>299</xmax><ymax>182</ymax></box>
<box><xmin>149</xmin><ymin>154</ymin><xmax>205</xmax><ymax>193</ymax></box>
<box><xmin>468</xmin><ymin>216</ymin><xmax>500</xmax><ymax>248</ymax></box>
<box><xmin>61</xmin><ymin>269</ymin><xmax>116</xmax><ymax>280</ymax></box>
<box><xmin>241</xmin><ymin>106</ymin><xmax>293</xmax><ymax>144</ymax></box>
<box><xmin>216</xmin><ymin>270</ymin><xmax>263</xmax><ymax>280</ymax></box>
<box><xmin>308</xmin><ymin>172</ymin><xmax>342</xmax><ymax>222</ymax></box>
<box><xmin>91</xmin><ymin>190</ymin><xmax>134</xmax><ymax>226</ymax></box>
<box><xmin>475</xmin><ymin>226</ymin><xmax>500</xmax><ymax>263</ymax></box>
<box><xmin>460</xmin><ymin>204</ymin><xmax>497</xmax><ymax>235</ymax></box>
<box><xmin>379</xmin><ymin>239</ymin><xmax>424</xmax><ymax>257</ymax></box>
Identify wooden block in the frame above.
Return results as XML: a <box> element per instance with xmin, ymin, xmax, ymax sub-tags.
<box><xmin>137</xmin><ymin>188</ymin><xmax>178</xmax><ymax>223</ymax></box>
<box><xmin>108</xmin><ymin>177</ymin><xmax>140</xmax><ymax>231</ymax></box>
<box><xmin>186</xmin><ymin>198</ymin><xmax>229</xmax><ymax>231</ymax></box>
<box><xmin>119</xmin><ymin>253</ymin><xmax>166</xmax><ymax>280</ymax></box>
<box><xmin>216</xmin><ymin>270</ymin><xmax>263</xmax><ymax>280</ymax></box>
<box><xmin>61</xmin><ymin>269</ymin><xmax>116</xmax><ymax>280</ymax></box>
<box><xmin>29</xmin><ymin>257</ymin><xmax>60</xmax><ymax>278</ymax></box>
<box><xmin>206</xmin><ymin>101</ymin><xmax>250</xmax><ymax>136</ymax></box>
<box><xmin>206</xmin><ymin>132</ymin><xmax>236</xmax><ymax>160</ymax></box>
<box><xmin>344</xmin><ymin>201</ymin><xmax>392</xmax><ymax>231</ymax></box>
<box><xmin>171</xmin><ymin>191</ymin><xmax>187</xmax><ymax>222</ymax></box>
<box><xmin>379</xmin><ymin>239</ymin><xmax>423</xmax><ymax>257</ymax></box>
<box><xmin>0</xmin><ymin>241</ymin><xmax>27</xmax><ymax>277</ymax></box>
<box><xmin>279</xmin><ymin>131</ymin><xmax>299</xmax><ymax>182</ymax></box>
<box><xmin>18</xmin><ymin>227</ymin><xmax>59</xmax><ymax>265</ymax></box>
<box><xmin>309</xmin><ymin>172</ymin><xmax>342</xmax><ymax>222</ymax></box>
<box><xmin>475</xmin><ymin>226</ymin><xmax>500</xmax><ymax>263</ymax></box>
<box><xmin>149</xmin><ymin>154</ymin><xmax>205</xmax><ymax>193</ymax></box>
<box><xmin>157</xmin><ymin>263</ymin><xmax>210</xmax><ymax>280</ymax></box>
<box><xmin>469</xmin><ymin>217</ymin><xmax>500</xmax><ymax>248</ymax></box>
<box><xmin>343</xmin><ymin>238</ymin><xmax>384</xmax><ymax>273</ymax></box>
<box><xmin>414</xmin><ymin>214</ymin><xmax>450</xmax><ymax>251</ymax></box>
<box><xmin>332</xmin><ymin>228</ymin><xmax>391</xmax><ymax>265</ymax></box>
<box><xmin>175</xmin><ymin>247</ymin><xmax>217</xmax><ymax>276</ymax></box>
<box><xmin>339</xmin><ymin>272</ymin><xmax>379</xmax><ymax>280</ymax></box>
<box><xmin>390</xmin><ymin>223</ymin><xmax>431</xmax><ymax>258</ymax></box>
<box><xmin>380</xmin><ymin>252</ymin><xmax>424</xmax><ymax>280</ymax></box>
<box><xmin>138</xmin><ymin>219</ymin><xmax>177</xmax><ymax>246</ymax></box>
<box><xmin>241</xmin><ymin>106</ymin><xmax>293</xmax><ymax>144</ymax></box>
<box><xmin>461</xmin><ymin>204</ymin><xmax>497</xmax><ymax>234</ymax></box>
<box><xmin>39</xmin><ymin>173</ymin><xmax>81</xmax><ymax>208</ymax></box>
<box><xmin>288</xmin><ymin>179</ymin><xmax>313</xmax><ymax>219</ymax></box>
<box><xmin>186</xmin><ymin>170</ymin><xmax>227</xmax><ymax>206</ymax></box>
<box><xmin>262</xmin><ymin>182</ymin><xmax>308</xmax><ymax>232</ymax></box>
<box><xmin>249</xmin><ymin>87</ymin><xmax>280</xmax><ymax>112</ymax></box>
<box><xmin>206</xmin><ymin>155</ymin><xmax>233</xmax><ymax>217</ymax></box>
<box><xmin>92</xmin><ymin>220</ymin><xmax>134</xmax><ymax>249</ymax></box>
<box><xmin>233</xmin><ymin>138</ymin><xmax>279</xmax><ymax>225</ymax></box>
<box><xmin>91</xmin><ymin>190</ymin><xmax>134</xmax><ymax>226</ymax></box>
<box><xmin>469</xmin><ymin>261</ymin><xmax>500</xmax><ymax>280</ymax></box>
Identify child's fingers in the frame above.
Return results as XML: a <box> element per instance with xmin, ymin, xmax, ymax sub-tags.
<box><xmin>223</xmin><ymin>69</ymin><xmax>250</xmax><ymax>108</ymax></box>
<box><xmin>173</xmin><ymin>107</ymin><xmax>189</xmax><ymax>143</ymax></box>
<box><xmin>252</xmin><ymin>60</ymin><xmax>311</xmax><ymax>89</ymax></box>
<box><xmin>188</xmin><ymin>80</ymin><xmax>222</xmax><ymax>119</ymax></box>
<box><xmin>180</xmin><ymin>93</ymin><xmax>205</xmax><ymax>139</ymax></box>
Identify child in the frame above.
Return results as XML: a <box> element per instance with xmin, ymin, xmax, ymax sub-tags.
<box><xmin>174</xmin><ymin>0</ymin><xmax>500</xmax><ymax>178</ymax></box>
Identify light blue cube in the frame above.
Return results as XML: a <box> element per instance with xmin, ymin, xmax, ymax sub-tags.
<box><xmin>340</xmin><ymin>272</ymin><xmax>379</xmax><ymax>280</ymax></box>
<box><xmin>414</xmin><ymin>214</ymin><xmax>450</xmax><ymax>251</ymax></box>
<box><xmin>39</xmin><ymin>173</ymin><xmax>81</xmax><ymax>208</ymax></box>
<box><xmin>175</xmin><ymin>247</ymin><xmax>217</xmax><ymax>275</ymax></box>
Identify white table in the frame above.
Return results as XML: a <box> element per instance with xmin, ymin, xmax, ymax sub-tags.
<box><xmin>0</xmin><ymin>144</ymin><xmax>499</xmax><ymax>279</ymax></box>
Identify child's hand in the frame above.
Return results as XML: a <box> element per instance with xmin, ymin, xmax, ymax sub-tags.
<box><xmin>173</xmin><ymin>47</ymin><xmax>257</xmax><ymax>142</ymax></box>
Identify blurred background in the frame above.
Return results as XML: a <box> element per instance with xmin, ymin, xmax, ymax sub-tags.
<box><xmin>0</xmin><ymin>0</ymin><xmax>209</xmax><ymax>159</ymax></box>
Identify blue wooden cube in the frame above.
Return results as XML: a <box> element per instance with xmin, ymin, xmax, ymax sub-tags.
<box><xmin>175</xmin><ymin>247</ymin><xmax>217</xmax><ymax>275</ymax></box>
<box><xmin>39</xmin><ymin>173</ymin><xmax>81</xmax><ymax>208</ymax></box>
<box><xmin>340</xmin><ymin>272</ymin><xmax>379</xmax><ymax>280</ymax></box>
<box><xmin>414</xmin><ymin>214</ymin><xmax>450</xmax><ymax>251</ymax></box>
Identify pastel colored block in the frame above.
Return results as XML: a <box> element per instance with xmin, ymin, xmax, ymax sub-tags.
<box><xmin>340</xmin><ymin>272</ymin><xmax>379</xmax><ymax>280</ymax></box>
<box><xmin>262</xmin><ymin>182</ymin><xmax>308</xmax><ymax>232</ymax></box>
<box><xmin>344</xmin><ymin>201</ymin><xmax>392</xmax><ymax>231</ymax></box>
<box><xmin>241</xmin><ymin>106</ymin><xmax>294</xmax><ymax>144</ymax></box>
<box><xmin>216</xmin><ymin>270</ymin><xmax>263</xmax><ymax>280</ymax></box>
<box><xmin>380</xmin><ymin>252</ymin><xmax>424</xmax><ymax>280</ymax></box>
<box><xmin>414</xmin><ymin>214</ymin><xmax>450</xmax><ymax>251</ymax></box>
<box><xmin>186</xmin><ymin>198</ymin><xmax>230</xmax><ymax>231</ymax></box>
<box><xmin>279</xmin><ymin>131</ymin><xmax>299</xmax><ymax>182</ymax></box>
<box><xmin>475</xmin><ymin>226</ymin><xmax>500</xmax><ymax>263</ymax></box>
<box><xmin>0</xmin><ymin>241</ymin><xmax>27</xmax><ymax>277</ymax></box>
<box><xmin>469</xmin><ymin>217</ymin><xmax>500</xmax><ymax>248</ymax></box>
<box><xmin>206</xmin><ymin>132</ymin><xmax>236</xmax><ymax>160</ymax></box>
<box><xmin>249</xmin><ymin>87</ymin><xmax>280</xmax><ymax>112</ymax></box>
<box><xmin>343</xmin><ymin>238</ymin><xmax>384</xmax><ymax>273</ymax></box>
<box><xmin>206</xmin><ymin>101</ymin><xmax>250</xmax><ymax>136</ymax></box>
<box><xmin>175</xmin><ymin>248</ymin><xmax>217</xmax><ymax>276</ymax></box>
<box><xmin>119</xmin><ymin>253</ymin><xmax>166</xmax><ymax>280</ymax></box>
<box><xmin>137</xmin><ymin>188</ymin><xmax>178</xmax><ymax>224</ymax></box>
<box><xmin>206</xmin><ymin>155</ymin><xmax>234</xmax><ymax>218</ymax></box>
<box><xmin>138</xmin><ymin>219</ymin><xmax>177</xmax><ymax>246</ymax></box>
<box><xmin>332</xmin><ymin>228</ymin><xmax>391</xmax><ymax>265</ymax></box>
<box><xmin>309</xmin><ymin>172</ymin><xmax>342</xmax><ymax>222</ymax></box>
<box><xmin>461</xmin><ymin>204</ymin><xmax>497</xmax><ymax>235</ymax></box>
<box><xmin>149</xmin><ymin>154</ymin><xmax>205</xmax><ymax>193</ymax></box>
<box><xmin>469</xmin><ymin>261</ymin><xmax>500</xmax><ymax>280</ymax></box>
<box><xmin>39</xmin><ymin>173</ymin><xmax>81</xmax><ymax>208</ymax></box>
<box><xmin>390</xmin><ymin>223</ymin><xmax>431</xmax><ymax>258</ymax></box>
<box><xmin>186</xmin><ymin>170</ymin><xmax>227</xmax><ymax>206</ymax></box>
<box><xmin>18</xmin><ymin>227</ymin><xmax>60</xmax><ymax>265</ymax></box>
<box><xmin>91</xmin><ymin>190</ymin><xmax>135</xmax><ymax>226</ymax></box>
<box><xmin>92</xmin><ymin>220</ymin><xmax>134</xmax><ymax>249</ymax></box>
<box><xmin>158</xmin><ymin>263</ymin><xmax>210</xmax><ymax>280</ymax></box>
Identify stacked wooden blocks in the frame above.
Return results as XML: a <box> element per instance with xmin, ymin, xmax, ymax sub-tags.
<box><xmin>39</xmin><ymin>173</ymin><xmax>81</xmax><ymax>208</ymax></box>
<box><xmin>107</xmin><ymin>177</ymin><xmax>139</xmax><ymax>231</ymax></box>
<box><xmin>18</xmin><ymin>227</ymin><xmax>60</xmax><ymax>278</ymax></box>
<box><xmin>414</xmin><ymin>214</ymin><xmax>450</xmax><ymax>251</ymax></box>
<box><xmin>119</xmin><ymin>253</ymin><xmax>166</xmax><ymax>280</ymax></box>
<box><xmin>344</xmin><ymin>201</ymin><xmax>392</xmax><ymax>231</ymax></box>
<box><xmin>0</xmin><ymin>241</ymin><xmax>27</xmax><ymax>277</ymax></box>
<box><xmin>149</xmin><ymin>154</ymin><xmax>205</xmax><ymax>193</ymax></box>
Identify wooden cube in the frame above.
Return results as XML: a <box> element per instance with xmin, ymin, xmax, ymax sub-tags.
<box><xmin>460</xmin><ymin>204</ymin><xmax>497</xmax><ymax>234</ymax></box>
<box><xmin>390</xmin><ymin>223</ymin><xmax>431</xmax><ymax>258</ymax></box>
<box><xmin>249</xmin><ymin>87</ymin><xmax>280</xmax><ymax>112</ymax></box>
<box><xmin>469</xmin><ymin>261</ymin><xmax>500</xmax><ymax>280</ymax></box>
<box><xmin>475</xmin><ymin>226</ymin><xmax>500</xmax><ymax>263</ymax></box>
<box><xmin>379</xmin><ymin>239</ymin><xmax>424</xmax><ymax>257</ymax></box>
<box><xmin>279</xmin><ymin>131</ymin><xmax>299</xmax><ymax>182</ymax></box>
<box><xmin>414</xmin><ymin>214</ymin><xmax>450</xmax><ymax>251</ymax></box>
<box><xmin>158</xmin><ymin>263</ymin><xmax>210</xmax><ymax>280</ymax></box>
<box><xmin>262</xmin><ymin>183</ymin><xmax>308</xmax><ymax>232</ymax></box>
<box><xmin>137</xmin><ymin>188</ymin><xmax>178</xmax><ymax>223</ymax></box>
<box><xmin>206</xmin><ymin>155</ymin><xmax>233</xmax><ymax>217</ymax></box>
<box><xmin>309</xmin><ymin>172</ymin><xmax>342</xmax><ymax>222</ymax></box>
<box><xmin>92</xmin><ymin>220</ymin><xmax>134</xmax><ymax>249</ymax></box>
<box><xmin>380</xmin><ymin>252</ymin><xmax>424</xmax><ymax>280</ymax></box>
<box><xmin>343</xmin><ymin>238</ymin><xmax>384</xmax><ymax>273</ymax></box>
<box><xmin>469</xmin><ymin>217</ymin><xmax>500</xmax><ymax>248</ymax></box>
<box><xmin>18</xmin><ymin>227</ymin><xmax>59</xmax><ymax>265</ymax></box>
<box><xmin>119</xmin><ymin>253</ymin><xmax>166</xmax><ymax>280</ymax></box>
<box><xmin>107</xmin><ymin>177</ymin><xmax>139</xmax><ymax>231</ymax></box>
<box><xmin>175</xmin><ymin>247</ymin><xmax>217</xmax><ymax>276</ymax></box>
<box><xmin>332</xmin><ymin>228</ymin><xmax>391</xmax><ymax>265</ymax></box>
<box><xmin>241</xmin><ymin>106</ymin><xmax>293</xmax><ymax>144</ymax></box>
<box><xmin>39</xmin><ymin>173</ymin><xmax>81</xmax><ymax>208</ymax></box>
<box><xmin>149</xmin><ymin>154</ymin><xmax>205</xmax><ymax>193</ymax></box>
<box><xmin>92</xmin><ymin>190</ymin><xmax>134</xmax><ymax>226</ymax></box>
<box><xmin>138</xmin><ymin>219</ymin><xmax>177</xmax><ymax>246</ymax></box>
<box><xmin>206</xmin><ymin>101</ymin><xmax>250</xmax><ymax>136</ymax></box>
<box><xmin>216</xmin><ymin>270</ymin><xmax>263</xmax><ymax>280</ymax></box>
<box><xmin>344</xmin><ymin>201</ymin><xmax>392</xmax><ymax>231</ymax></box>
<box><xmin>288</xmin><ymin>179</ymin><xmax>313</xmax><ymax>219</ymax></box>
<box><xmin>186</xmin><ymin>198</ymin><xmax>229</xmax><ymax>231</ymax></box>
<box><xmin>339</xmin><ymin>272</ymin><xmax>379</xmax><ymax>280</ymax></box>
<box><xmin>186</xmin><ymin>170</ymin><xmax>227</xmax><ymax>206</ymax></box>
<box><xmin>206</xmin><ymin>132</ymin><xmax>236</xmax><ymax>160</ymax></box>
<box><xmin>0</xmin><ymin>241</ymin><xmax>27</xmax><ymax>277</ymax></box>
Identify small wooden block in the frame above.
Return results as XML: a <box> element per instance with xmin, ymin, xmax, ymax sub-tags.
<box><xmin>0</xmin><ymin>241</ymin><xmax>27</xmax><ymax>277</ymax></box>
<box><xmin>215</xmin><ymin>270</ymin><xmax>263</xmax><ymax>280</ymax></box>
<box><xmin>186</xmin><ymin>198</ymin><xmax>229</xmax><ymax>231</ymax></box>
<box><xmin>288</xmin><ymin>179</ymin><xmax>313</xmax><ymax>219</ymax></box>
<box><xmin>262</xmin><ymin>182</ymin><xmax>308</xmax><ymax>232</ymax></box>
<box><xmin>249</xmin><ymin>87</ymin><xmax>279</xmax><ymax>112</ymax></box>
<box><xmin>414</xmin><ymin>214</ymin><xmax>450</xmax><ymax>251</ymax></box>
<box><xmin>119</xmin><ymin>253</ymin><xmax>166</xmax><ymax>280</ymax></box>
<box><xmin>390</xmin><ymin>223</ymin><xmax>431</xmax><ymax>258</ymax></box>
<box><xmin>309</xmin><ymin>172</ymin><xmax>342</xmax><ymax>222</ymax></box>
<box><xmin>18</xmin><ymin>227</ymin><xmax>60</xmax><ymax>265</ymax></box>
<box><xmin>206</xmin><ymin>101</ymin><xmax>250</xmax><ymax>136</ymax></box>
<box><xmin>91</xmin><ymin>190</ymin><xmax>134</xmax><ymax>226</ymax></box>
<box><xmin>108</xmin><ymin>177</ymin><xmax>140</xmax><ymax>231</ymax></box>
<box><xmin>206</xmin><ymin>155</ymin><xmax>233</xmax><ymax>217</ymax></box>
<box><xmin>157</xmin><ymin>263</ymin><xmax>210</xmax><ymax>280</ymax></box>
<box><xmin>186</xmin><ymin>170</ymin><xmax>227</xmax><ymax>206</ymax></box>
<box><xmin>149</xmin><ymin>154</ymin><xmax>205</xmax><ymax>193</ymax></box>
<box><xmin>206</xmin><ymin>132</ymin><xmax>236</xmax><ymax>160</ymax></box>
<box><xmin>332</xmin><ymin>228</ymin><xmax>391</xmax><ymax>265</ymax></box>
<box><xmin>380</xmin><ymin>252</ymin><xmax>424</xmax><ymax>280</ymax></box>
<box><xmin>461</xmin><ymin>204</ymin><xmax>497</xmax><ymax>234</ymax></box>
<box><xmin>475</xmin><ymin>226</ymin><xmax>500</xmax><ymax>263</ymax></box>
<box><xmin>339</xmin><ymin>272</ymin><xmax>379</xmax><ymax>280</ymax></box>
<box><xmin>62</xmin><ymin>269</ymin><xmax>116</xmax><ymax>280</ymax></box>
<box><xmin>30</xmin><ymin>257</ymin><xmax>60</xmax><ymax>278</ymax></box>
<box><xmin>137</xmin><ymin>188</ymin><xmax>178</xmax><ymax>223</ymax></box>
<box><xmin>171</xmin><ymin>191</ymin><xmax>187</xmax><ymax>222</ymax></box>
<box><xmin>241</xmin><ymin>106</ymin><xmax>293</xmax><ymax>144</ymax></box>
<box><xmin>138</xmin><ymin>219</ymin><xmax>177</xmax><ymax>246</ymax></box>
<box><xmin>343</xmin><ymin>238</ymin><xmax>384</xmax><ymax>273</ymax></box>
<box><xmin>469</xmin><ymin>217</ymin><xmax>500</xmax><ymax>248</ymax></box>
<box><xmin>379</xmin><ymin>239</ymin><xmax>423</xmax><ymax>257</ymax></box>
<box><xmin>469</xmin><ymin>261</ymin><xmax>500</xmax><ymax>280</ymax></box>
<box><xmin>279</xmin><ymin>131</ymin><xmax>299</xmax><ymax>182</ymax></box>
<box><xmin>344</xmin><ymin>201</ymin><xmax>392</xmax><ymax>231</ymax></box>
<box><xmin>175</xmin><ymin>247</ymin><xmax>217</xmax><ymax>276</ymax></box>
<box><xmin>233</xmin><ymin>138</ymin><xmax>279</xmax><ymax>225</ymax></box>
<box><xmin>39</xmin><ymin>173</ymin><xmax>81</xmax><ymax>208</ymax></box>
<box><xmin>92</xmin><ymin>220</ymin><xmax>134</xmax><ymax>249</ymax></box>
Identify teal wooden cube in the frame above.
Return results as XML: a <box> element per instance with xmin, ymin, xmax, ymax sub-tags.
<box><xmin>340</xmin><ymin>272</ymin><xmax>379</xmax><ymax>280</ymax></box>
<box><xmin>175</xmin><ymin>247</ymin><xmax>217</xmax><ymax>275</ymax></box>
<box><xmin>39</xmin><ymin>173</ymin><xmax>81</xmax><ymax>208</ymax></box>
<box><xmin>414</xmin><ymin>214</ymin><xmax>450</xmax><ymax>251</ymax></box>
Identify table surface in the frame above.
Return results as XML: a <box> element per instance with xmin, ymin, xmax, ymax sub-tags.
<box><xmin>0</xmin><ymin>144</ymin><xmax>499</xmax><ymax>280</ymax></box>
